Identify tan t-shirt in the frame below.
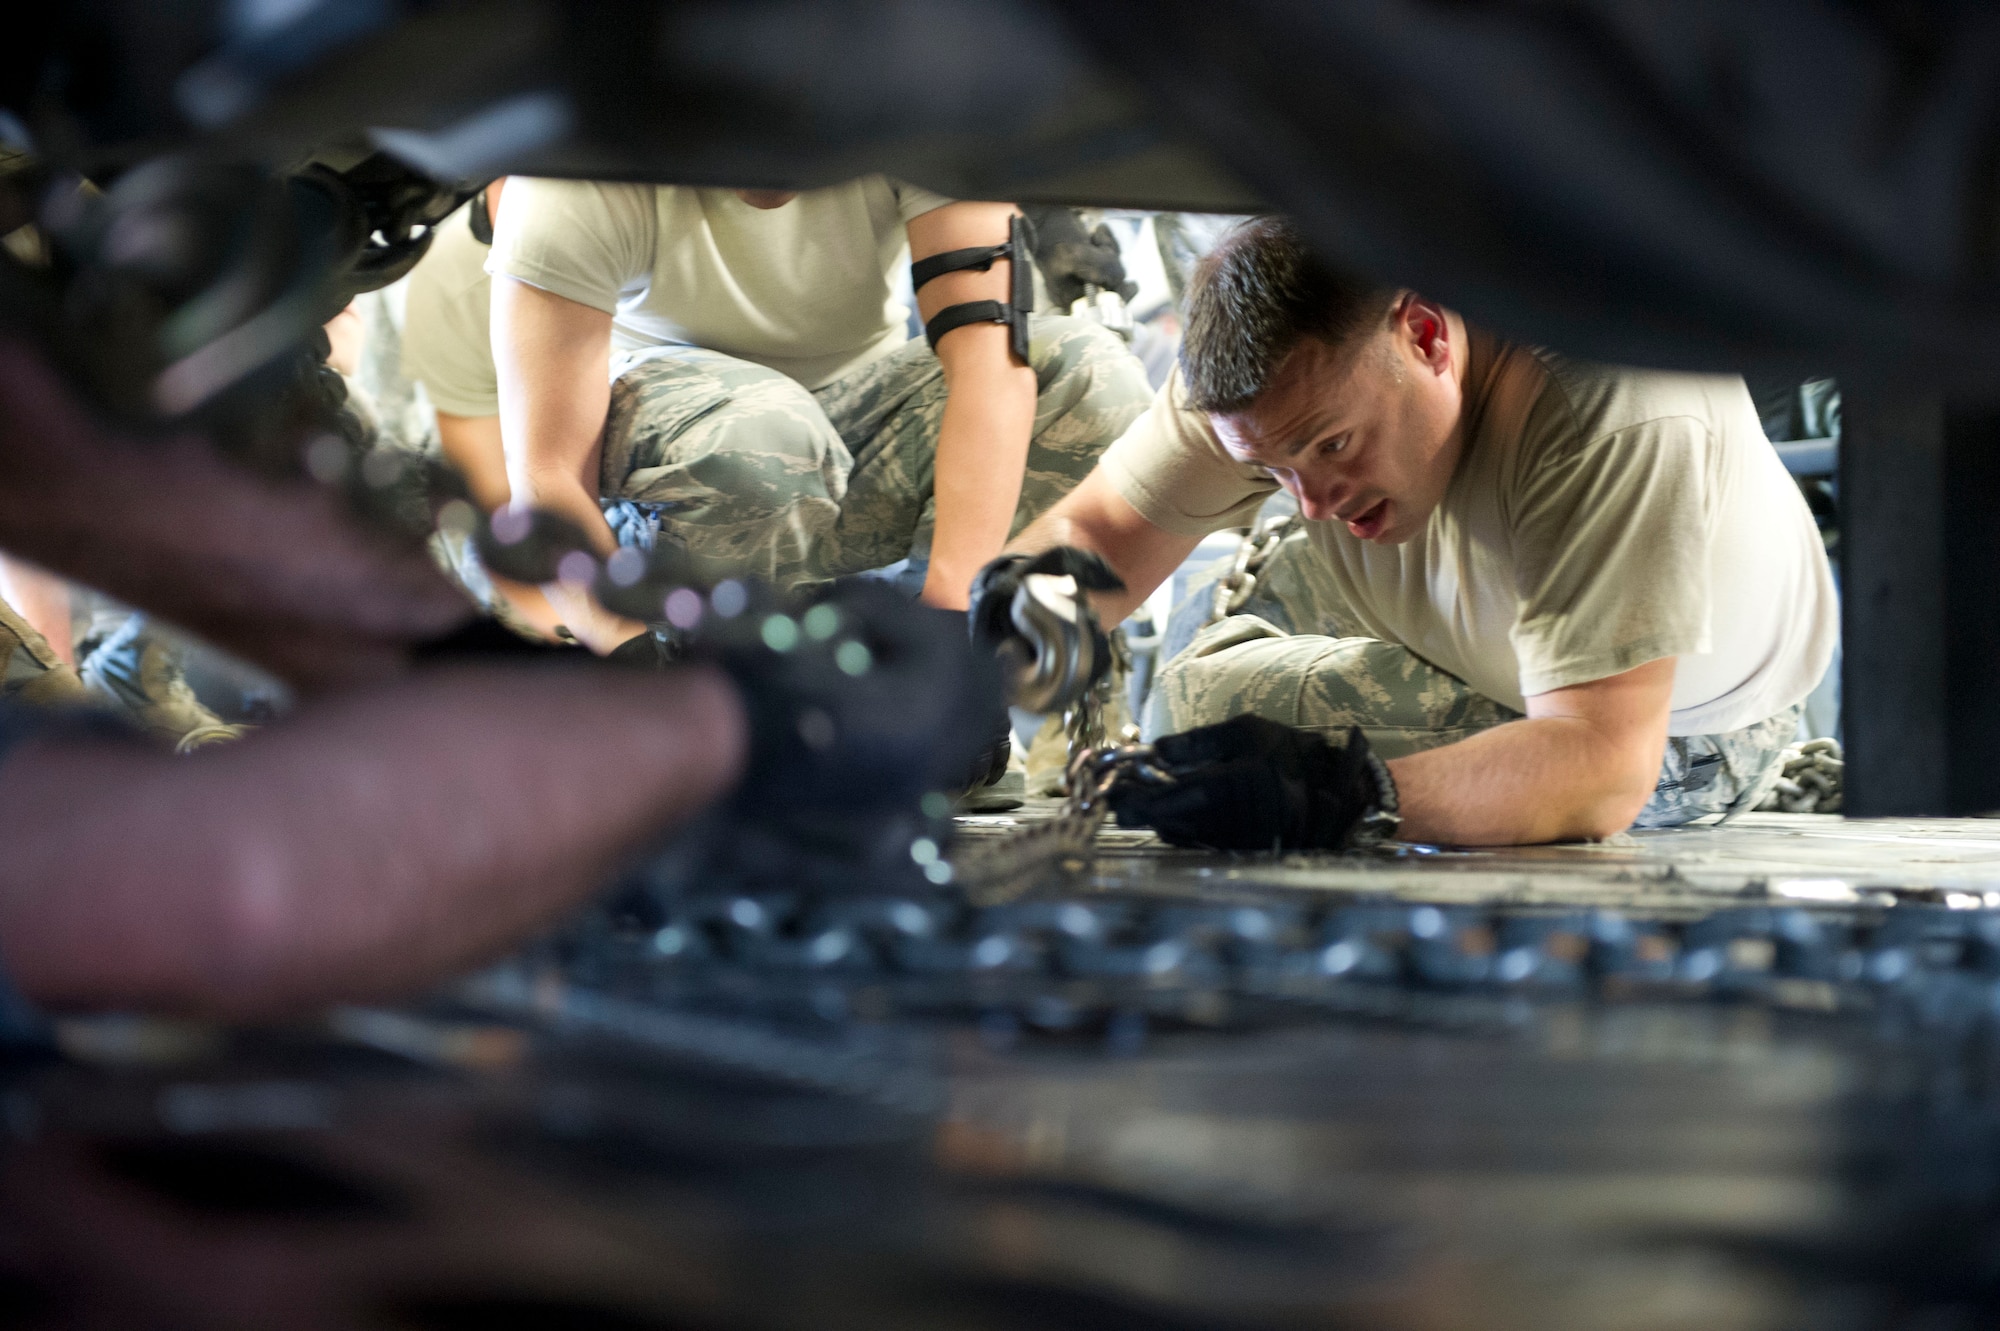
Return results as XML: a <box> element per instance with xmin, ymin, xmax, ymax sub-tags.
<box><xmin>399</xmin><ymin>202</ymin><xmax>497</xmax><ymax>417</ymax></box>
<box><xmin>487</xmin><ymin>175</ymin><xmax>954</xmax><ymax>391</ymax></box>
<box><xmin>1102</xmin><ymin>333</ymin><xmax>1838</xmax><ymax>736</ymax></box>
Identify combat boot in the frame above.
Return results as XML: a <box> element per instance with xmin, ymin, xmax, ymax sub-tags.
<box><xmin>956</xmin><ymin>733</ymin><xmax>1027</xmax><ymax>813</ymax></box>
<box><xmin>78</xmin><ymin>617</ymin><xmax>247</xmax><ymax>752</ymax></box>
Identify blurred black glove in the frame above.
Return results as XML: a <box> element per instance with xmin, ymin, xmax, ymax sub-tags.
<box><xmin>604</xmin><ymin>629</ymin><xmax>672</xmax><ymax>668</ymax></box>
<box><xmin>930</xmin><ymin>608</ymin><xmax>1016</xmax><ymax>792</ymax></box>
<box><xmin>602</xmin><ymin>579</ymin><xmax>1010</xmax><ymax>904</ymax></box>
<box><xmin>1109</xmin><ymin>715</ymin><xmax>1392</xmax><ymax>851</ymax></box>
<box><xmin>472</xmin><ymin>505</ymin><xmax>598</xmax><ymax>585</ymax></box>
<box><xmin>1023</xmin><ymin>206</ymin><xmax>1140</xmax><ymax>310</ymax></box>
<box><xmin>683</xmin><ymin>578</ymin><xmax>1000</xmax><ymax>819</ymax></box>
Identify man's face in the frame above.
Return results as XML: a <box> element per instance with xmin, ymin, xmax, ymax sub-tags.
<box><xmin>1211</xmin><ymin>300</ymin><xmax>1465</xmax><ymax>544</ymax></box>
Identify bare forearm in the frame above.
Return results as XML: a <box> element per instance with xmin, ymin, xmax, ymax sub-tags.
<box><xmin>1006</xmin><ymin>473</ymin><xmax>1200</xmax><ymax>625</ymax></box>
<box><xmin>1008</xmin><ymin>501</ymin><xmax>1118</xmax><ymax>565</ymax></box>
<box><xmin>1389</xmin><ymin>716</ymin><xmax>1662</xmax><ymax>845</ymax></box>
<box><xmin>493</xmin><ymin>278</ymin><xmax>615</xmax><ymax>553</ymax></box>
<box><xmin>923</xmin><ymin>332</ymin><xmax>1036</xmax><ymax>607</ymax></box>
<box><xmin>492</xmin><ymin>279</ymin><xmax>635</xmax><ymax>648</ymax></box>
<box><xmin>0</xmin><ymin>664</ymin><xmax>747</xmax><ymax>1016</ymax></box>
<box><xmin>434</xmin><ymin>412</ymin><xmax>513</xmax><ymax>513</ymax></box>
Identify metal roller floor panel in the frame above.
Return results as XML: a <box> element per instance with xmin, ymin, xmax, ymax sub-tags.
<box><xmin>10</xmin><ymin>811</ymin><xmax>2000</xmax><ymax>1329</ymax></box>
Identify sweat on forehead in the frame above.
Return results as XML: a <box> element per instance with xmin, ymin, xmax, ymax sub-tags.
<box><xmin>1216</xmin><ymin>335</ymin><xmax>1379</xmax><ymax>455</ymax></box>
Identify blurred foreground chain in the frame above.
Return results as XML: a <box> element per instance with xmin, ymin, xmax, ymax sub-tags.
<box><xmin>15</xmin><ymin>151</ymin><xmax>472</xmax><ymax>445</ymax></box>
<box><xmin>546</xmin><ymin>867</ymin><xmax>2000</xmax><ymax>1067</ymax></box>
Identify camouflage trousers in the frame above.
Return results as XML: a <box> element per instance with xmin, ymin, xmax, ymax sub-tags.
<box><xmin>1148</xmin><ymin>529</ymin><xmax>1800</xmax><ymax>830</ymax></box>
<box><xmin>597</xmin><ymin>314</ymin><xmax>1152</xmax><ymax>590</ymax></box>
<box><xmin>0</xmin><ymin>597</ymin><xmax>89</xmax><ymax>709</ymax></box>
<box><xmin>0</xmin><ymin>595</ymin><xmax>241</xmax><ymax>751</ymax></box>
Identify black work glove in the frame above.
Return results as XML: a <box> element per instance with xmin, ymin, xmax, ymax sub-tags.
<box><xmin>967</xmin><ymin>547</ymin><xmax>1124</xmax><ymax>712</ymax></box>
<box><xmin>1108</xmin><ymin>715</ymin><xmax>1386</xmax><ymax>851</ymax></box>
<box><xmin>1023</xmin><ymin>206</ymin><xmax>1140</xmax><ymax>310</ymax></box>
<box><xmin>610</xmin><ymin>577</ymin><xmax>1005</xmax><ymax>901</ymax></box>
<box><xmin>968</xmin><ymin>546</ymin><xmax>1124</xmax><ymax>647</ymax></box>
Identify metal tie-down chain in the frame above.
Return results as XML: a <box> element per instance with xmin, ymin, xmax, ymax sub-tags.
<box><xmin>1060</xmin><ymin>625</ymin><xmax>1135</xmax><ymax>777</ymax></box>
<box><xmin>949</xmin><ymin>741</ymin><xmax>1171</xmax><ymax>900</ymax></box>
<box><xmin>956</xmin><ymin>516</ymin><xmax>1299</xmax><ymax>893</ymax></box>
<box><xmin>1209</xmin><ymin>513</ymin><xmax>1298</xmax><ymax>625</ymax></box>
<box><xmin>1755</xmin><ymin>738</ymin><xmax>1844</xmax><ymax>813</ymax></box>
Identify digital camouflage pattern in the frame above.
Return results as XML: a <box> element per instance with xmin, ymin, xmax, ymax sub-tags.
<box><xmin>0</xmin><ymin>594</ymin><xmax>243</xmax><ymax>751</ymax></box>
<box><xmin>1149</xmin><ymin>614</ymin><xmax>1523</xmax><ymax>757</ymax></box>
<box><xmin>598</xmin><ymin>313</ymin><xmax>1152</xmax><ymax>590</ymax></box>
<box><xmin>74</xmin><ymin>612</ymin><xmax>246</xmax><ymax>752</ymax></box>
<box><xmin>1150</xmin><ymin>527</ymin><xmax>1800</xmax><ymax>829</ymax></box>
<box><xmin>0</xmin><ymin>597</ymin><xmax>89</xmax><ymax>709</ymax></box>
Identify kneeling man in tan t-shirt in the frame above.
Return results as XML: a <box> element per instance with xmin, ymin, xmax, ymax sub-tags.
<box><xmin>970</xmin><ymin>218</ymin><xmax>1836</xmax><ymax>848</ymax></box>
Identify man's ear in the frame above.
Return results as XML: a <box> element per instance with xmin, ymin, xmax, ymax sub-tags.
<box><xmin>1399</xmin><ymin>295</ymin><xmax>1451</xmax><ymax>372</ymax></box>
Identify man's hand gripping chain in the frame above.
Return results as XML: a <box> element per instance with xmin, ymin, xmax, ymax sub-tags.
<box><xmin>949</xmin><ymin>721</ymin><xmax>1401</xmax><ymax>898</ymax></box>
<box><xmin>1105</xmin><ymin>716</ymin><xmax>1401</xmax><ymax>852</ymax></box>
<box><xmin>967</xmin><ymin>545</ymin><xmax>1124</xmax><ymax>714</ymax></box>
<box><xmin>959</xmin><ymin>549</ymin><xmax>1401</xmax><ymax>887</ymax></box>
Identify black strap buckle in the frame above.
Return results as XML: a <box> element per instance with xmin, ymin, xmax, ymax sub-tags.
<box><xmin>911</xmin><ymin>213</ymin><xmax>1032</xmax><ymax>363</ymax></box>
<box><xmin>467</xmin><ymin>187</ymin><xmax>494</xmax><ymax>245</ymax></box>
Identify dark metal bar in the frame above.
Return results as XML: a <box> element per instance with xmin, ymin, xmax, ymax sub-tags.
<box><xmin>1842</xmin><ymin>392</ymin><xmax>2000</xmax><ymax>815</ymax></box>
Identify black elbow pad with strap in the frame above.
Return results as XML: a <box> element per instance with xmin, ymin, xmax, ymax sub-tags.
<box><xmin>910</xmin><ymin>213</ymin><xmax>1033</xmax><ymax>363</ymax></box>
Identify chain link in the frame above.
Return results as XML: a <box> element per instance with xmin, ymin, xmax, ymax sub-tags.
<box><xmin>961</xmin><ymin>514</ymin><xmax>1302</xmax><ymax>895</ymax></box>
<box><xmin>1755</xmin><ymin>737</ymin><xmax>1844</xmax><ymax>813</ymax></box>
<box><xmin>1209</xmin><ymin>513</ymin><xmax>1298</xmax><ymax>625</ymax></box>
<box><xmin>949</xmin><ymin>741</ymin><xmax>1169</xmax><ymax>901</ymax></box>
<box><xmin>1061</xmin><ymin>629</ymin><xmax>1127</xmax><ymax>776</ymax></box>
<box><xmin>1052</xmin><ymin>621</ymin><xmax>1137</xmax><ymax>796</ymax></box>
<box><xmin>1062</xmin><ymin>688</ymin><xmax>1105</xmax><ymax>778</ymax></box>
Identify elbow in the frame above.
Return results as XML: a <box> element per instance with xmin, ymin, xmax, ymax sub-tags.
<box><xmin>1569</xmin><ymin>797</ymin><xmax>1648</xmax><ymax>843</ymax></box>
<box><xmin>510</xmin><ymin>463</ymin><xmax>582</xmax><ymax>509</ymax></box>
<box><xmin>1566</xmin><ymin>755</ymin><xmax>1661</xmax><ymax>841</ymax></box>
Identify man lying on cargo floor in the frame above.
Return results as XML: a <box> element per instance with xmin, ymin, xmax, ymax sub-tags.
<box><xmin>969</xmin><ymin>219</ymin><xmax>1836</xmax><ymax>849</ymax></box>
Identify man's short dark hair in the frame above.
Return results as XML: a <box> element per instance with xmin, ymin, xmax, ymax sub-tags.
<box><xmin>1179</xmin><ymin>218</ymin><xmax>1389</xmax><ymax>415</ymax></box>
